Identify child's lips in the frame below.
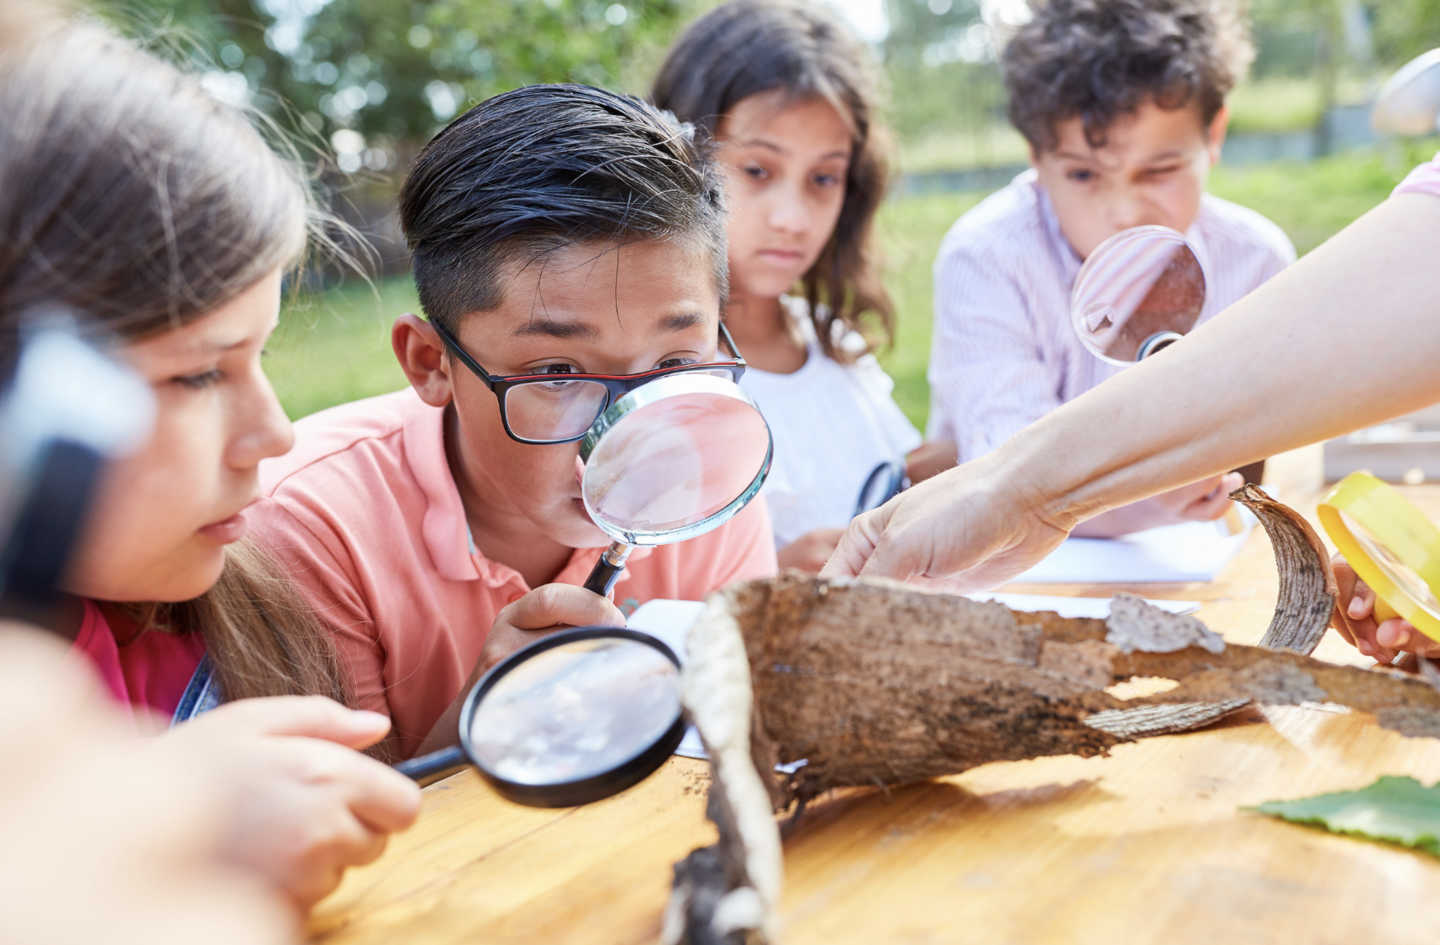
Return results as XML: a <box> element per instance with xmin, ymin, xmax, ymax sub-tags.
<box><xmin>198</xmin><ymin>509</ymin><xmax>248</xmax><ymax>543</ymax></box>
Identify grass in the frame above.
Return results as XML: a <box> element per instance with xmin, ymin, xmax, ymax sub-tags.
<box><xmin>897</xmin><ymin>74</ymin><xmax>1385</xmax><ymax>175</ymax></box>
<box><xmin>269</xmin><ymin>144</ymin><xmax>1435</xmax><ymax>432</ymax></box>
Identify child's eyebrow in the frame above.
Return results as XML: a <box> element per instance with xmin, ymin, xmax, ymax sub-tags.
<box><xmin>659</xmin><ymin>312</ymin><xmax>705</xmax><ymax>332</ymax></box>
<box><xmin>1144</xmin><ymin>149</ymin><xmax>1184</xmax><ymax>163</ymax></box>
<box><xmin>514</xmin><ymin>318</ymin><xmax>599</xmax><ymax>339</ymax></box>
<box><xmin>735</xmin><ymin>138</ymin><xmax>848</xmax><ymax>162</ymax></box>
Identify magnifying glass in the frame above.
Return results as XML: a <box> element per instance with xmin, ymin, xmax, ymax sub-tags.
<box><xmin>578</xmin><ymin>372</ymin><xmax>772</xmax><ymax>596</ymax></box>
<box><xmin>393</xmin><ymin>626</ymin><xmax>686</xmax><ymax>806</ymax></box>
<box><xmin>1071</xmin><ymin>224</ymin><xmax>1207</xmax><ymax>365</ymax></box>
<box><xmin>854</xmin><ymin>459</ymin><xmax>907</xmax><ymax>518</ymax></box>
<box><xmin>1372</xmin><ymin>48</ymin><xmax>1440</xmax><ymax>136</ymax></box>
<box><xmin>1318</xmin><ymin>471</ymin><xmax>1440</xmax><ymax>643</ymax></box>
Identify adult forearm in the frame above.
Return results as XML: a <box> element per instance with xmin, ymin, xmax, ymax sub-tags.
<box><xmin>1000</xmin><ymin>193</ymin><xmax>1440</xmax><ymax>527</ymax></box>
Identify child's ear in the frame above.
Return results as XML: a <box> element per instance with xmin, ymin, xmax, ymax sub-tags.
<box><xmin>392</xmin><ymin>313</ymin><xmax>454</xmax><ymax>408</ymax></box>
<box><xmin>1205</xmin><ymin>104</ymin><xmax>1230</xmax><ymax>164</ymax></box>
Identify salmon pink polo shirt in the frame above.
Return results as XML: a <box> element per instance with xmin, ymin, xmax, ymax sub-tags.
<box><xmin>253</xmin><ymin>388</ymin><xmax>778</xmax><ymax>759</ymax></box>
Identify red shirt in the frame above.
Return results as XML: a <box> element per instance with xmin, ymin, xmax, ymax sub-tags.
<box><xmin>72</xmin><ymin>600</ymin><xmax>207</xmax><ymax>718</ymax></box>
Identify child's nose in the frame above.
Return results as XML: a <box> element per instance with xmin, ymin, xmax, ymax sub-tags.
<box><xmin>768</xmin><ymin>186</ymin><xmax>809</xmax><ymax>234</ymax></box>
<box><xmin>1108</xmin><ymin>195</ymin><xmax>1146</xmax><ymax>232</ymax></box>
<box><xmin>228</xmin><ymin>383</ymin><xmax>295</xmax><ymax>469</ymax></box>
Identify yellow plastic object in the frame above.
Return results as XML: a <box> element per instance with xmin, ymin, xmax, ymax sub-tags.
<box><xmin>1317</xmin><ymin>471</ymin><xmax>1440</xmax><ymax>640</ymax></box>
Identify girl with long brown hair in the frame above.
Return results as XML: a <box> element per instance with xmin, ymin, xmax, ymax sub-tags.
<box><xmin>652</xmin><ymin>0</ymin><xmax>956</xmax><ymax>573</ymax></box>
<box><xmin>0</xmin><ymin>16</ymin><xmax>418</xmax><ymax>911</ymax></box>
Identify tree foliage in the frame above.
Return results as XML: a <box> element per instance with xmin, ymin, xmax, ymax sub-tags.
<box><xmin>94</xmin><ymin>0</ymin><xmax>704</xmax><ymax>150</ymax></box>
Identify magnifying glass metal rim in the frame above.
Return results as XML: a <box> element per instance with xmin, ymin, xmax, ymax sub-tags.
<box><xmin>579</xmin><ymin>371</ymin><xmax>773</xmax><ymax>548</ymax></box>
<box><xmin>1318</xmin><ymin>470</ymin><xmax>1440</xmax><ymax>642</ymax></box>
<box><xmin>1071</xmin><ymin>224</ymin><xmax>1207</xmax><ymax>367</ymax></box>
<box><xmin>395</xmin><ymin>626</ymin><xmax>687</xmax><ymax>808</ymax></box>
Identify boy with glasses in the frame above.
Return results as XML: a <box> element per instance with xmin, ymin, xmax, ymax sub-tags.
<box><xmin>252</xmin><ymin>85</ymin><xmax>776</xmax><ymax>761</ymax></box>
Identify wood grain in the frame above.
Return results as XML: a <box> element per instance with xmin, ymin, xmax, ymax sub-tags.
<box><xmin>309</xmin><ymin>447</ymin><xmax>1440</xmax><ymax>945</ymax></box>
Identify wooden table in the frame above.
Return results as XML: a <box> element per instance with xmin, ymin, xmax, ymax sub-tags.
<box><xmin>309</xmin><ymin>448</ymin><xmax>1440</xmax><ymax>945</ymax></box>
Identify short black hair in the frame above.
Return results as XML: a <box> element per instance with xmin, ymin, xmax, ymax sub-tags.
<box><xmin>1003</xmin><ymin>0</ymin><xmax>1253</xmax><ymax>152</ymax></box>
<box><xmin>399</xmin><ymin>83</ymin><xmax>727</xmax><ymax>330</ymax></box>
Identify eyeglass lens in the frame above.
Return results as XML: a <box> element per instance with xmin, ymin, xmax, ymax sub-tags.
<box><xmin>504</xmin><ymin>366</ymin><xmax>738</xmax><ymax>442</ymax></box>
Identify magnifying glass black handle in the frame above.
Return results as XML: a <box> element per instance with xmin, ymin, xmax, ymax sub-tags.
<box><xmin>583</xmin><ymin>541</ymin><xmax>633</xmax><ymax>597</ymax></box>
<box><xmin>395</xmin><ymin>744</ymin><xmax>467</xmax><ymax>781</ymax></box>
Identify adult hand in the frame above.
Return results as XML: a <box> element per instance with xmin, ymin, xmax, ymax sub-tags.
<box><xmin>820</xmin><ymin>454</ymin><xmax>1072</xmax><ymax>591</ymax></box>
<box><xmin>0</xmin><ymin>626</ymin><xmax>294</xmax><ymax>945</ymax></box>
<box><xmin>1330</xmin><ymin>555</ymin><xmax>1440</xmax><ymax>664</ymax></box>
<box><xmin>777</xmin><ymin>527</ymin><xmax>846</xmax><ymax>573</ymax></box>
<box><xmin>164</xmin><ymin>696</ymin><xmax>422</xmax><ymax>911</ymax></box>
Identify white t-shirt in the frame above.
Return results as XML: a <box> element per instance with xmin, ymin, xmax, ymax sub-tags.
<box><xmin>738</xmin><ymin>297</ymin><xmax>922</xmax><ymax>549</ymax></box>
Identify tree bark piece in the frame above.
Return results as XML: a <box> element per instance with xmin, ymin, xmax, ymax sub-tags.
<box><xmin>669</xmin><ymin>572</ymin><xmax>1440</xmax><ymax>945</ymax></box>
<box><xmin>1231</xmin><ymin>483</ymin><xmax>1340</xmax><ymax>655</ymax></box>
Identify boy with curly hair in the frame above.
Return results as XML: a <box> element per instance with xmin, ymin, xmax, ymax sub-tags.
<box><xmin>927</xmin><ymin>0</ymin><xmax>1294</xmax><ymax>537</ymax></box>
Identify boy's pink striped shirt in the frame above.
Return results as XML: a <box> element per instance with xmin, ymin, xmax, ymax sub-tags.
<box><xmin>927</xmin><ymin>171</ymin><xmax>1296</xmax><ymax>463</ymax></box>
<box><xmin>1397</xmin><ymin>153</ymin><xmax>1440</xmax><ymax>198</ymax></box>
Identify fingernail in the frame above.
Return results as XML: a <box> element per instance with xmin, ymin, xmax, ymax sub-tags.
<box><xmin>354</xmin><ymin>710</ymin><xmax>391</xmax><ymax>727</ymax></box>
<box><xmin>1349</xmin><ymin>598</ymin><xmax>1367</xmax><ymax>618</ymax></box>
<box><xmin>1358</xmin><ymin>641</ymin><xmax>1374</xmax><ymax>656</ymax></box>
<box><xmin>1379</xmin><ymin>625</ymin><xmax>1408</xmax><ymax>648</ymax></box>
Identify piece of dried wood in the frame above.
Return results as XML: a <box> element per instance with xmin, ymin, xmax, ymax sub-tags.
<box><xmin>664</xmin><ymin>488</ymin><xmax>1410</xmax><ymax>945</ymax></box>
<box><xmin>668</xmin><ymin>574</ymin><xmax>1440</xmax><ymax>944</ymax></box>
<box><xmin>1231</xmin><ymin>483</ymin><xmax>1340</xmax><ymax>655</ymax></box>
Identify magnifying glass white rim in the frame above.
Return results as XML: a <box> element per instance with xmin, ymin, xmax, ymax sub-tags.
<box><xmin>1071</xmin><ymin>224</ymin><xmax>1207</xmax><ymax>366</ymax></box>
<box><xmin>578</xmin><ymin>373</ymin><xmax>774</xmax><ymax>545</ymax></box>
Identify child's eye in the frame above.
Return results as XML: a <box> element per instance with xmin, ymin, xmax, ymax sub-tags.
<box><xmin>812</xmin><ymin>172</ymin><xmax>842</xmax><ymax>188</ymax></box>
<box><xmin>171</xmin><ymin>369</ymin><xmax>223</xmax><ymax>390</ymax></box>
<box><xmin>656</xmin><ymin>356</ymin><xmax>697</xmax><ymax>370</ymax></box>
<box><xmin>1066</xmin><ymin>169</ymin><xmax>1094</xmax><ymax>183</ymax></box>
<box><xmin>532</xmin><ymin>363</ymin><xmax>579</xmax><ymax>376</ymax></box>
<box><xmin>743</xmin><ymin>164</ymin><xmax>769</xmax><ymax>181</ymax></box>
<box><xmin>1145</xmin><ymin>166</ymin><xmax>1180</xmax><ymax>178</ymax></box>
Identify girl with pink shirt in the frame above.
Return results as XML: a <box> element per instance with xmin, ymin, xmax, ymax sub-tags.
<box><xmin>1</xmin><ymin>19</ymin><xmax>417</xmax><ymax>911</ymax></box>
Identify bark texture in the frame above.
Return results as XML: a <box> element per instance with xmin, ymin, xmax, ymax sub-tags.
<box><xmin>667</xmin><ymin>488</ymin><xmax>1422</xmax><ymax>944</ymax></box>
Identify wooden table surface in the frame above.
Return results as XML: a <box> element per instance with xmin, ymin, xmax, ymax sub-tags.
<box><xmin>308</xmin><ymin>448</ymin><xmax>1440</xmax><ymax>945</ymax></box>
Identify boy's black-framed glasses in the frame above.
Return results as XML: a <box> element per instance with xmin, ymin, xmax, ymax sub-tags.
<box><xmin>429</xmin><ymin>318</ymin><xmax>747</xmax><ymax>445</ymax></box>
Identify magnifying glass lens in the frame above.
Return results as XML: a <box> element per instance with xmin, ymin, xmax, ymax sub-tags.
<box><xmin>1341</xmin><ymin>509</ymin><xmax>1440</xmax><ymax>616</ymax></box>
<box><xmin>468</xmin><ymin>636</ymin><xmax>682</xmax><ymax>786</ymax></box>
<box><xmin>583</xmin><ymin>388</ymin><xmax>770</xmax><ymax>536</ymax></box>
<box><xmin>1071</xmin><ymin>226</ymin><xmax>1206</xmax><ymax>364</ymax></box>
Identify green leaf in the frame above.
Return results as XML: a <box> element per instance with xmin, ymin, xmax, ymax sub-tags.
<box><xmin>1249</xmin><ymin>776</ymin><xmax>1440</xmax><ymax>858</ymax></box>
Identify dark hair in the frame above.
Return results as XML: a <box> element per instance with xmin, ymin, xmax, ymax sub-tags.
<box><xmin>0</xmin><ymin>20</ymin><xmax>349</xmax><ymax>705</ymax></box>
<box><xmin>400</xmin><ymin>83</ymin><xmax>728</xmax><ymax>331</ymax></box>
<box><xmin>1003</xmin><ymin>0</ymin><xmax>1253</xmax><ymax>152</ymax></box>
<box><xmin>651</xmin><ymin>0</ymin><xmax>894</xmax><ymax>363</ymax></box>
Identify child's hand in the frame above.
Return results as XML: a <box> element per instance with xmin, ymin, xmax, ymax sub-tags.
<box><xmin>0</xmin><ymin>627</ymin><xmax>294</xmax><ymax>945</ymax></box>
<box><xmin>905</xmin><ymin>440</ymin><xmax>958</xmax><ymax>484</ymax></box>
<box><xmin>1150</xmin><ymin>471</ymin><xmax>1244</xmax><ymax>524</ymax></box>
<box><xmin>778</xmin><ymin>528</ymin><xmax>847</xmax><ymax>573</ymax></box>
<box><xmin>164</xmin><ymin>696</ymin><xmax>422</xmax><ymax>911</ymax></box>
<box><xmin>1330</xmin><ymin>553</ymin><xmax>1440</xmax><ymax>663</ymax></box>
<box><xmin>479</xmin><ymin>583</ymin><xmax>628</xmax><ymax>677</ymax></box>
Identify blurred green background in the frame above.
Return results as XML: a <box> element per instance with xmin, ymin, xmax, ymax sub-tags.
<box><xmin>96</xmin><ymin>0</ymin><xmax>1440</xmax><ymax>429</ymax></box>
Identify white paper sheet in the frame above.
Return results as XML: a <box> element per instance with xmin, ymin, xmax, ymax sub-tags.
<box><xmin>628</xmin><ymin>592</ymin><xmax>1200</xmax><ymax>760</ymax></box>
<box><xmin>1010</xmin><ymin>516</ymin><xmax>1253</xmax><ymax>585</ymax></box>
